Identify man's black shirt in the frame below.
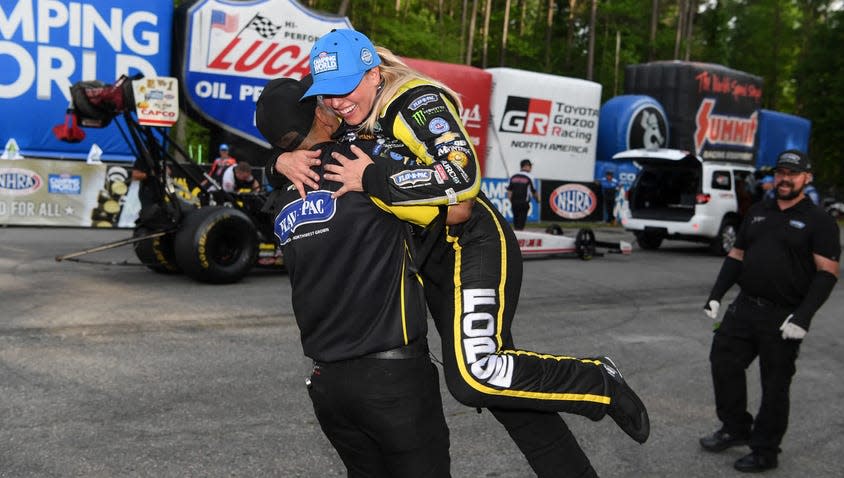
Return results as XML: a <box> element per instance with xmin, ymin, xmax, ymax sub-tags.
<box><xmin>274</xmin><ymin>142</ymin><xmax>436</xmax><ymax>362</ymax></box>
<box><xmin>735</xmin><ymin>197</ymin><xmax>840</xmax><ymax>307</ymax></box>
<box><xmin>507</xmin><ymin>171</ymin><xmax>536</xmax><ymax>204</ymax></box>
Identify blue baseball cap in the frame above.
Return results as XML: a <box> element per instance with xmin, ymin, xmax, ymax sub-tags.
<box><xmin>219</xmin><ymin>143</ymin><xmax>229</xmax><ymax>151</ymax></box>
<box><xmin>302</xmin><ymin>29</ymin><xmax>381</xmax><ymax>99</ymax></box>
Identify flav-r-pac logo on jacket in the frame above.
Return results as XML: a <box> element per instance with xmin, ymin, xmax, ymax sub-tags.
<box><xmin>274</xmin><ymin>190</ymin><xmax>336</xmax><ymax>245</ymax></box>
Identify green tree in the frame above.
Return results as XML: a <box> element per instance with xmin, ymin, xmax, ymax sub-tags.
<box><xmin>794</xmin><ymin>8</ymin><xmax>844</xmax><ymax>189</ymax></box>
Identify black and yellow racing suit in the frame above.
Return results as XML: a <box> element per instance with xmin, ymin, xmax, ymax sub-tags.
<box><xmin>340</xmin><ymin>80</ymin><xmax>610</xmax><ymax>477</ymax></box>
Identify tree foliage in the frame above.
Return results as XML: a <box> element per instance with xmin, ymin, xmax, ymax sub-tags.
<box><xmin>172</xmin><ymin>0</ymin><xmax>842</xmax><ymax>187</ymax></box>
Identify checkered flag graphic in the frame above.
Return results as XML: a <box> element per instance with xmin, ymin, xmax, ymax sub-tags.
<box><xmin>247</xmin><ymin>14</ymin><xmax>282</xmax><ymax>39</ymax></box>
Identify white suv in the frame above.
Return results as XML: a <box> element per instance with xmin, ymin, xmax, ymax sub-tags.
<box><xmin>616</xmin><ymin>148</ymin><xmax>755</xmax><ymax>255</ymax></box>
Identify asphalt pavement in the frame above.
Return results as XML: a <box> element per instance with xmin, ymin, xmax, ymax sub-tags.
<box><xmin>1</xmin><ymin>225</ymin><xmax>842</xmax><ymax>477</ymax></box>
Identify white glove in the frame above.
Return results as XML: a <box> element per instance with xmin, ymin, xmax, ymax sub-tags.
<box><xmin>779</xmin><ymin>314</ymin><xmax>807</xmax><ymax>340</ymax></box>
<box><xmin>703</xmin><ymin>300</ymin><xmax>720</xmax><ymax>320</ymax></box>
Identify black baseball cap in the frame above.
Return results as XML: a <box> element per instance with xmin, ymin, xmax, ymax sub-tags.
<box><xmin>520</xmin><ymin>159</ymin><xmax>532</xmax><ymax>168</ymax></box>
<box><xmin>256</xmin><ymin>75</ymin><xmax>317</xmax><ymax>152</ymax></box>
<box><xmin>775</xmin><ymin>149</ymin><xmax>811</xmax><ymax>172</ymax></box>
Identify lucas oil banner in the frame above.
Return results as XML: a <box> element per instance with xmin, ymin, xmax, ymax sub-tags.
<box><xmin>0</xmin><ymin>0</ymin><xmax>173</xmax><ymax>161</ymax></box>
<box><xmin>174</xmin><ymin>0</ymin><xmax>350</xmax><ymax>147</ymax></box>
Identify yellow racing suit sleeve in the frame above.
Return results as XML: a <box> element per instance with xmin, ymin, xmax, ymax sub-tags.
<box><xmin>361</xmin><ymin>82</ymin><xmax>481</xmax><ymax>206</ymax></box>
<box><xmin>369</xmin><ymin>197</ymin><xmax>438</xmax><ymax>227</ymax></box>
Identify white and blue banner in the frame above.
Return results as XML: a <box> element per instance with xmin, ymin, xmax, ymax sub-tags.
<box><xmin>0</xmin><ymin>0</ymin><xmax>173</xmax><ymax>161</ymax></box>
<box><xmin>176</xmin><ymin>0</ymin><xmax>350</xmax><ymax>146</ymax></box>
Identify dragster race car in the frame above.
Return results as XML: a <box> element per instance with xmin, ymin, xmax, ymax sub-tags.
<box><xmin>53</xmin><ymin>74</ymin><xmax>282</xmax><ymax>284</ymax></box>
<box><xmin>515</xmin><ymin>225</ymin><xmax>632</xmax><ymax>260</ymax></box>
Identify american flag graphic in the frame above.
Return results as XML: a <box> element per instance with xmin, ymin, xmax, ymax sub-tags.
<box><xmin>210</xmin><ymin>9</ymin><xmax>238</xmax><ymax>33</ymax></box>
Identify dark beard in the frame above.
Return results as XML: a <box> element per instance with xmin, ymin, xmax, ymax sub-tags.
<box><xmin>775</xmin><ymin>181</ymin><xmax>804</xmax><ymax>200</ymax></box>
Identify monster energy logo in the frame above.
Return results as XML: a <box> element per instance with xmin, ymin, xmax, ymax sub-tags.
<box><xmin>412</xmin><ymin>111</ymin><xmax>426</xmax><ymax>126</ymax></box>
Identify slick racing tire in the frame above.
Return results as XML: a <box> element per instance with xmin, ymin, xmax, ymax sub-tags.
<box><xmin>710</xmin><ymin>217</ymin><xmax>738</xmax><ymax>256</ymax></box>
<box><xmin>174</xmin><ymin>206</ymin><xmax>258</xmax><ymax>284</ymax></box>
<box><xmin>133</xmin><ymin>227</ymin><xmax>180</xmax><ymax>274</ymax></box>
<box><xmin>575</xmin><ymin>228</ymin><xmax>597</xmax><ymax>260</ymax></box>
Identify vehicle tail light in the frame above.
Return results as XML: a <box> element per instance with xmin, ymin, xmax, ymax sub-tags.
<box><xmin>695</xmin><ymin>193</ymin><xmax>711</xmax><ymax>204</ymax></box>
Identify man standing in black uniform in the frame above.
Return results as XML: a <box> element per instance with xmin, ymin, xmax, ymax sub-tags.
<box><xmin>700</xmin><ymin>149</ymin><xmax>840</xmax><ymax>472</ymax></box>
<box><xmin>507</xmin><ymin>159</ymin><xmax>538</xmax><ymax>230</ymax></box>
<box><xmin>256</xmin><ymin>78</ymin><xmax>451</xmax><ymax>477</ymax></box>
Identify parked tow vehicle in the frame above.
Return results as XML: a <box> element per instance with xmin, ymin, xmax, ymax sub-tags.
<box><xmin>824</xmin><ymin>197</ymin><xmax>844</xmax><ymax>219</ymax></box>
<box><xmin>616</xmin><ymin>148</ymin><xmax>755</xmax><ymax>255</ymax></box>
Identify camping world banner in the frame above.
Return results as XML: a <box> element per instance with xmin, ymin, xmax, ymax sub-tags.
<box><xmin>176</xmin><ymin>0</ymin><xmax>350</xmax><ymax>146</ymax></box>
<box><xmin>0</xmin><ymin>0</ymin><xmax>173</xmax><ymax>161</ymax></box>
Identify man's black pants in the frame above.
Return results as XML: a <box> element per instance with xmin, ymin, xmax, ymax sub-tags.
<box><xmin>307</xmin><ymin>351</ymin><xmax>451</xmax><ymax>477</ymax></box>
<box><xmin>511</xmin><ymin>201</ymin><xmax>529</xmax><ymax>230</ymax></box>
<box><xmin>709</xmin><ymin>294</ymin><xmax>801</xmax><ymax>458</ymax></box>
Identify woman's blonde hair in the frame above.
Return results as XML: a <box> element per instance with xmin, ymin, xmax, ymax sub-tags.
<box><xmin>360</xmin><ymin>46</ymin><xmax>463</xmax><ymax>133</ymax></box>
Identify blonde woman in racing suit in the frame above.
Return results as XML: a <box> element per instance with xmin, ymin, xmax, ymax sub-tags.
<box><xmin>274</xmin><ymin>29</ymin><xmax>649</xmax><ymax>478</ymax></box>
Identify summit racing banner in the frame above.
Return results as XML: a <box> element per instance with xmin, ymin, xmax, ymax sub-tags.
<box><xmin>0</xmin><ymin>0</ymin><xmax>173</xmax><ymax>161</ymax></box>
<box><xmin>174</xmin><ymin>0</ymin><xmax>350</xmax><ymax>146</ymax></box>
<box><xmin>625</xmin><ymin>62</ymin><xmax>763</xmax><ymax>163</ymax></box>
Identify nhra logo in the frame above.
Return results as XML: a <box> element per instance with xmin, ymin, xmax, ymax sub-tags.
<box><xmin>274</xmin><ymin>190</ymin><xmax>336</xmax><ymax>245</ymax></box>
<box><xmin>391</xmin><ymin>170</ymin><xmax>433</xmax><ymax>187</ymax></box>
<box><xmin>549</xmin><ymin>183</ymin><xmax>597</xmax><ymax>220</ymax></box>
<box><xmin>499</xmin><ymin>96</ymin><xmax>551</xmax><ymax>135</ymax></box>
<box><xmin>0</xmin><ymin>168</ymin><xmax>42</xmax><ymax>195</ymax></box>
<box><xmin>48</xmin><ymin>174</ymin><xmax>82</xmax><ymax>195</ymax></box>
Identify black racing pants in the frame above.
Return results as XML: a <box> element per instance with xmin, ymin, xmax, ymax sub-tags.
<box><xmin>511</xmin><ymin>201</ymin><xmax>530</xmax><ymax>230</ymax></box>
<box><xmin>422</xmin><ymin>196</ymin><xmax>605</xmax><ymax>477</ymax></box>
<box><xmin>307</xmin><ymin>348</ymin><xmax>451</xmax><ymax>478</ymax></box>
<box><xmin>709</xmin><ymin>293</ymin><xmax>801</xmax><ymax>458</ymax></box>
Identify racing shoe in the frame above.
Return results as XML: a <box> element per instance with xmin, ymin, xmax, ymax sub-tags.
<box><xmin>599</xmin><ymin>356</ymin><xmax>650</xmax><ymax>444</ymax></box>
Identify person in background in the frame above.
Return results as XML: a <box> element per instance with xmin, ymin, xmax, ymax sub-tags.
<box><xmin>700</xmin><ymin>149</ymin><xmax>840</xmax><ymax>473</ymax></box>
<box><xmin>130</xmin><ymin>157</ymin><xmax>159</xmax><ymax>213</ymax></box>
<box><xmin>202</xmin><ymin>143</ymin><xmax>237</xmax><ymax>189</ymax></box>
<box><xmin>507</xmin><ymin>159</ymin><xmax>539</xmax><ymax>230</ymax></box>
<box><xmin>599</xmin><ymin>170</ymin><xmax>619</xmax><ymax>224</ymax></box>
<box><xmin>763</xmin><ymin>173</ymin><xmax>820</xmax><ymax>205</ymax></box>
<box><xmin>756</xmin><ymin>174</ymin><xmax>775</xmax><ymax>203</ymax></box>
<box><xmin>221</xmin><ymin>162</ymin><xmax>260</xmax><ymax>193</ymax></box>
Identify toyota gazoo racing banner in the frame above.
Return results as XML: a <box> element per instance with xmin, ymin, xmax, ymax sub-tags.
<box><xmin>485</xmin><ymin>68</ymin><xmax>601</xmax><ymax>183</ymax></box>
<box><xmin>175</xmin><ymin>0</ymin><xmax>350</xmax><ymax>146</ymax></box>
<box><xmin>0</xmin><ymin>0</ymin><xmax>172</xmax><ymax>161</ymax></box>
